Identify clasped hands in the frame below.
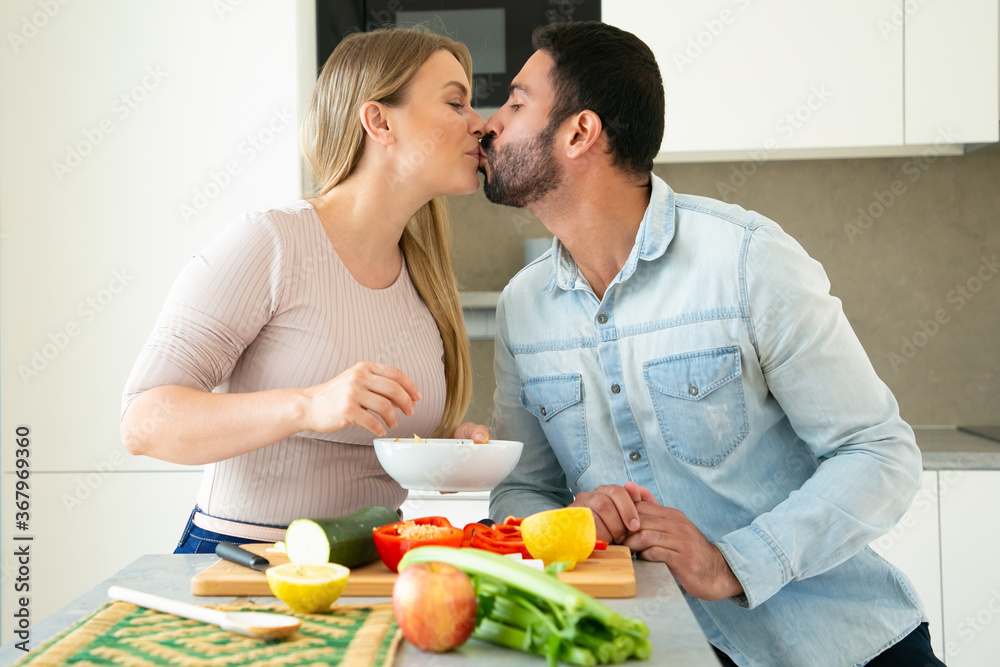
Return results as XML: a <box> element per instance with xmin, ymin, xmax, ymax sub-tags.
<box><xmin>570</xmin><ymin>481</ymin><xmax>744</xmax><ymax>601</ymax></box>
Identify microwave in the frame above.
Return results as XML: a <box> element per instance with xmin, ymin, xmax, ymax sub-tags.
<box><xmin>315</xmin><ymin>0</ymin><xmax>602</xmax><ymax>111</ymax></box>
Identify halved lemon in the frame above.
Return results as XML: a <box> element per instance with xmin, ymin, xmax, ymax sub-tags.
<box><xmin>265</xmin><ymin>562</ymin><xmax>350</xmax><ymax>613</ymax></box>
<box><xmin>520</xmin><ymin>507</ymin><xmax>596</xmax><ymax>571</ymax></box>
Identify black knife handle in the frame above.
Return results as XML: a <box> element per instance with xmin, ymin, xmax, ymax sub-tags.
<box><xmin>216</xmin><ymin>542</ymin><xmax>270</xmax><ymax>570</ymax></box>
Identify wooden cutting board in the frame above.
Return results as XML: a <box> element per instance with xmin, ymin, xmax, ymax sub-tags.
<box><xmin>191</xmin><ymin>543</ymin><xmax>636</xmax><ymax>598</ymax></box>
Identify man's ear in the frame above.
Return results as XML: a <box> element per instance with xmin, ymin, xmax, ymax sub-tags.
<box><xmin>359</xmin><ymin>101</ymin><xmax>395</xmax><ymax>146</ymax></box>
<box><xmin>565</xmin><ymin>110</ymin><xmax>602</xmax><ymax>159</ymax></box>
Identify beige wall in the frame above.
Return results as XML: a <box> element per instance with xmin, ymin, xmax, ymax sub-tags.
<box><xmin>449</xmin><ymin>147</ymin><xmax>1000</xmax><ymax>428</ymax></box>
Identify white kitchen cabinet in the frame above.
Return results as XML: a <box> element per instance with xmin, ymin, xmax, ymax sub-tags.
<box><xmin>939</xmin><ymin>470</ymin><xmax>1000</xmax><ymax>666</ymax></box>
<box><xmin>905</xmin><ymin>0</ymin><xmax>999</xmax><ymax>144</ymax></box>
<box><xmin>603</xmin><ymin>1</ymin><xmax>903</xmax><ymax>155</ymax></box>
<box><xmin>602</xmin><ymin>1</ymin><xmax>999</xmax><ymax>160</ymax></box>
<box><xmin>870</xmin><ymin>471</ymin><xmax>945</xmax><ymax>660</ymax></box>
<box><xmin>0</xmin><ymin>471</ymin><xmax>204</xmax><ymax>645</ymax></box>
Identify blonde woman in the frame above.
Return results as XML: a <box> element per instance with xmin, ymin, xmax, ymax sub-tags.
<box><xmin>120</xmin><ymin>26</ymin><xmax>489</xmax><ymax>553</ymax></box>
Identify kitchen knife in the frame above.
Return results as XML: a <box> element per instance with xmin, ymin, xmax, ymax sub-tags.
<box><xmin>216</xmin><ymin>542</ymin><xmax>272</xmax><ymax>572</ymax></box>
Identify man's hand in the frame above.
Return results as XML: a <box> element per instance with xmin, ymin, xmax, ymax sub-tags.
<box><xmin>570</xmin><ymin>481</ymin><xmax>650</xmax><ymax>544</ymax></box>
<box><xmin>623</xmin><ymin>500</ymin><xmax>744</xmax><ymax>601</ymax></box>
<box><xmin>451</xmin><ymin>422</ymin><xmax>490</xmax><ymax>443</ymax></box>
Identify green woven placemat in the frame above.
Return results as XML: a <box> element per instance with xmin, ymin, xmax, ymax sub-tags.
<box><xmin>15</xmin><ymin>600</ymin><xmax>401</xmax><ymax>666</ymax></box>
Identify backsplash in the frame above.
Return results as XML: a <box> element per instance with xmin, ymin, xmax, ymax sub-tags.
<box><xmin>448</xmin><ymin>146</ymin><xmax>1000</xmax><ymax>428</ymax></box>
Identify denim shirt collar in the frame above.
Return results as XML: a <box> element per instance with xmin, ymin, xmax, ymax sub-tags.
<box><xmin>545</xmin><ymin>173</ymin><xmax>676</xmax><ymax>294</ymax></box>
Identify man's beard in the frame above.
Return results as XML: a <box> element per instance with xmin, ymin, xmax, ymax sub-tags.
<box><xmin>480</xmin><ymin>122</ymin><xmax>562</xmax><ymax>208</ymax></box>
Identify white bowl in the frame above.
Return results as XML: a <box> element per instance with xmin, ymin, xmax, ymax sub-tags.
<box><xmin>373</xmin><ymin>438</ymin><xmax>523</xmax><ymax>492</ymax></box>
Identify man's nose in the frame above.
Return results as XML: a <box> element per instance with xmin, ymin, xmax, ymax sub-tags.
<box><xmin>483</xmin><ymin>113</ymin><xmax>502</xmax><ymax>138</ymax></box>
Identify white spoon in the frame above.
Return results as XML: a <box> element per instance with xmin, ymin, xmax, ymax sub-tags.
<box><xmin>108</xmin><ymin>585</ymin><xmax>300</xmax><ymax>640</ymax></box>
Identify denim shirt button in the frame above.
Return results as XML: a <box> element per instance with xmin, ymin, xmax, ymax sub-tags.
<box><xmin>597</xmin><ymin>313</ymin><xmax>608</xmax><ymax>324</ymax></box>
<box><xmin>689</xmin><ymin>383</ymin><xmax>699</xmax><ymax>396</ymax></box>
<box><xmin>611</xmin><ymin>383</ymin><xmax>621</xmax><ymax>394</ymax></box>
<box><xmin>629</xmin><ymin>451</ymin><xmax>641</xmax><ymax>462</ymax></box>
<box><xmin>540</xmin><ymin>406</ymin><xmax>547</xmax><ymax>416</ymax></box>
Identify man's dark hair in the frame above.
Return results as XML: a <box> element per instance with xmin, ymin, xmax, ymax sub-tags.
<box><xmin>532</xmin><ymin>21</ymin><xmax>664</xmax><ymax>177</ymax></box>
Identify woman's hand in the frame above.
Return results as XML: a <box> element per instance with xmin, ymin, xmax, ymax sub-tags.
<box><xmin>451</xmin><ymin>422</ymin><xmax>490</xmax><ymax>443</ymax></box>
<box><xmin>439</xmin><ymin>422</ymin><xmax>491</xmax><ymax>494</ymax></box>
<box><xmin>301</xmin><ymin>362</ymin><xmax>421</xmax><ymax>436</ymax></box>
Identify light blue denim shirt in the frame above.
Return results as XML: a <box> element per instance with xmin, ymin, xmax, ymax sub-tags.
<box><xmin>490</xmin><ymin>174</ymin><xmax>926</xmax><ymax>666</ymax></box>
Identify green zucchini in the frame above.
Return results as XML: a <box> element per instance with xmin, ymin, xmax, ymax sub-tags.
<box><xmin>284</xmin><ymin>505</ymin><xmax>399</xmax><ymax>568</ymax></box>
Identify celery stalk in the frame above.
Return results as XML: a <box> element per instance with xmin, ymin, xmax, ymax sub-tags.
<box><xmin>477</xmin><ymin>617</ymin><xmax>534</xmax><ymax>652</ymax></box>
<box><xmin>489</xmin><ymin>594</ymin><xmax>554</xmax><ymax>634</ymax></box>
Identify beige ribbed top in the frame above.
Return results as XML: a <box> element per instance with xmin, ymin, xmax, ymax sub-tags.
<box><xmin>122</xmin><ymin>200</ymin><xmax>446</xmax><ymax>525</ymax></box>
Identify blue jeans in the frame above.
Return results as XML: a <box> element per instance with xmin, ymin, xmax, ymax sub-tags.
<box><xmin>713</xmin><ymin>623</ymin><xmax>944</xmax><ymax>666</ymax></box>
<box><xmin>173</xmin><ymin>507</ymin><xmax>285</xmax><ymax>554</ymax></box>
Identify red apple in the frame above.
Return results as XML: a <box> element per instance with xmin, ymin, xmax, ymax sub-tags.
<box><xmin>392</xmin><ymin>561</ymin><xmax>477</xmax><ymax>652</ymax></box>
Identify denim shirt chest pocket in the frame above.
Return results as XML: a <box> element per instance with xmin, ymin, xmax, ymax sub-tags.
<box><xmin>643</xmin><ymin>346</ymin><xmax>749</xmax><ymax>467</ymax></box>
<box><xmin>520</xmin><ymin>374</ymin><xmax>589</xmax><ymax>483</ymax></box>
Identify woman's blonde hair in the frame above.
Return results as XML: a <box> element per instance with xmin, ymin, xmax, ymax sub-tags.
<box><xmin>302</xmin><ymin>26</ymin><xmax>473</xmax><ymax>437</ymax></box>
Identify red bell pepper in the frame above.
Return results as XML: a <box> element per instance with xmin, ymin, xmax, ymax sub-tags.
<box><xmin>372</xmin><ymin>517</ymin><xmax>463</xmax><ymax>573</ymax></box>
<box><xmin>463</xmin><ymin>522</ymin><xmax>533</xmax><ymax>557</ymax></box>
<box><xmin>460</xmin><ymin>516</ymin><xmax>609</xmax><ymax>558</ymax></box>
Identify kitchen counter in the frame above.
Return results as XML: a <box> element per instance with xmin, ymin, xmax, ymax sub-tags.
<box><xmin>0</xmin><ymin>553</ymin><xmax>721</xmax><ymax>667</ymax></box>
<box><xmin>913</xmin><ymin>426</ymin><xmax>1000</xmax><ymax>470</ymax></box>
